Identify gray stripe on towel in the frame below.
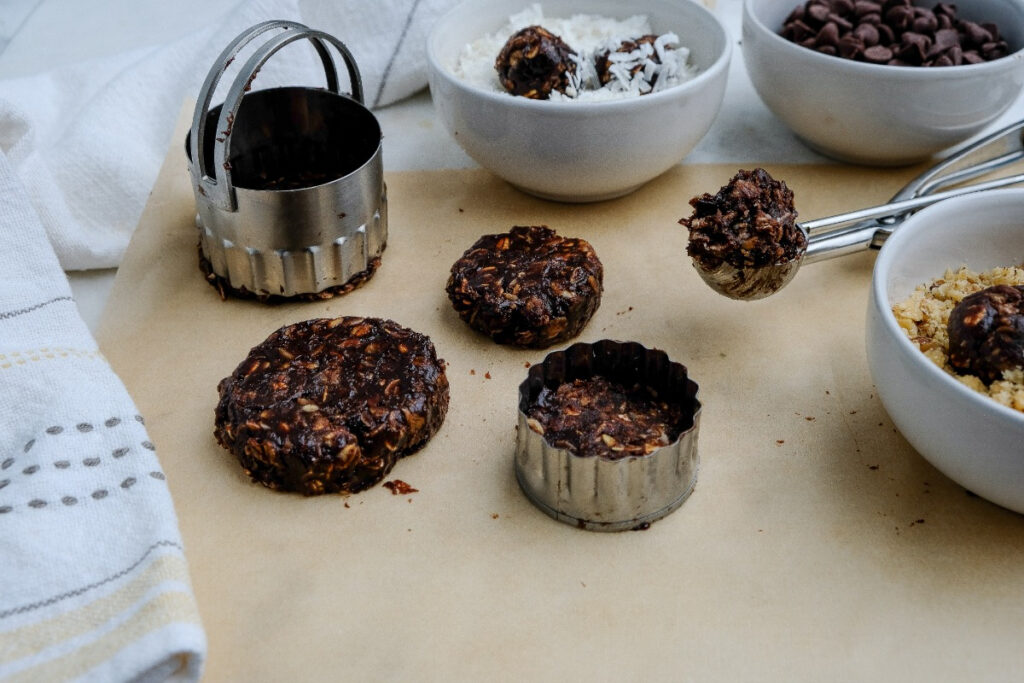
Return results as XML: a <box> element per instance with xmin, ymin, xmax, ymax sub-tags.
<box><xmin>372</xmin><ymin>0</ymin><xmax>424</xmax><ymax>108</ymax></box>
<box><xmin>0</xmin><ymin>296</ymin><xmax>73</xmax><ymax>321</ymax></box>
<box><xmin>0</xmin><ymin>540</ymin><xmax>183</xmax><ymax>619</ymax></box>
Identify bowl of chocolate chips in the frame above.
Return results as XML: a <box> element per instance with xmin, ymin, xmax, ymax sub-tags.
<box><xmin>743</xmin><ymin>0</ymin><xmax>1024</xmax><ymax>165</ymax></box>
<box><xmin>426</xmin><ymin>0</ymin><xmax>732</xmax><ymax>202</ymax></box>
<box><xmin>867</xmin><ymin>188</ymin><xmax>1024</xmax><ymax>513</ymax></box>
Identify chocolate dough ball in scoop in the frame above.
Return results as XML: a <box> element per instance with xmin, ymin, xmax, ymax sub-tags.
<box><xmin>679</xmin><ymin>168</ymin><xmax>808</xmax><ymax>300</ymax></box>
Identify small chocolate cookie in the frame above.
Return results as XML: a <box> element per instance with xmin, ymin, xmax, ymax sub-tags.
<box><xmin>681</xmin><ymin>168</ymin><xmax>806</xmax><ymax>270</ymax></box>
<box><xmin>495</xmin><ymin>25</ymin><xmax>578</xmax><ymax>99</ymax></box>
<box><xmin>525</xmin><ymin>375</ymin><xmax>690</xmax><ymax>460</ymax></box>
<box><xmin>214</xmin><ymin>317</ymin><xmax>449</xmax><ymax>495</ymax></box>
<box><xmin>199</xmin><ymin>244</ymin><xmax>382</xmax><ymax>303</ymax></box>
<box><xmin>948</xmin><ymin>284</ymin><xmax>1024</xmax><ymax>383</ymax></box>
<box><xmin>446</xmin><ymin>225</ymin><xmax>603</xmax><ymax>348</ymax></box>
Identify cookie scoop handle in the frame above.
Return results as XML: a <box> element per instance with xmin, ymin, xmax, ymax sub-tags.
<box><xmin>801</xmin><ymin>171</ymin><xmax>1024</xmax><ymax>263</ymax></box>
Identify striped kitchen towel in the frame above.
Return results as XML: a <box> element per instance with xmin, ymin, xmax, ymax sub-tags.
<box><xmin>0</xmin><ymin>150</ymin><xmax>205</xmax><ymax>681</ymax></box>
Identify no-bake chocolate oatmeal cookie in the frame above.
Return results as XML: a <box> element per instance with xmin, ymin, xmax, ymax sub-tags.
<box><xmin>525</xmin><ymin>375</ymin><xmax>691</xmax><ymax>459</ymax></box>
<box><xmin>893</xmin><ymin>265</ymin><xmax>1024</xmax><ymax>412</ymax></box>
<box><xmin>446</xmin><ymin>225</ymin><xmax>603</xmax><ymax>348</ymax></box>
<box><xmin>214</xmin><ymin>317</ymin><xmax>449</xmax><ymax>495</ymax></box>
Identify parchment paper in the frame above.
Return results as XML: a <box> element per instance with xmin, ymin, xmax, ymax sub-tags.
<box><xmin>98</xmin><ymin>111</ymin><xmax>1024</xmax><ymax>681</ymax></box>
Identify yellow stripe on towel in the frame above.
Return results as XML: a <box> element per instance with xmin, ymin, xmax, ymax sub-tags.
<box><xmin>0</xmin><ymin>347</ymin><xmax>102</xmax><ymax>370</ymax></box>
<box><xmin>0</xmin><ymin>553</ymin><xmax>189</xmax><ymax>663</ymax></box>
<box><xmin>4</xmin><ymin>591</ymin><xmax>200</xmax><ymax>683</ymax></box>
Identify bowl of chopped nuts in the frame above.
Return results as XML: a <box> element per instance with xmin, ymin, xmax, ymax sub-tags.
<box><xmin>743</xmin><ymin>0</ymin><xmax>1024</xmax><ymax>165</ymax></box>
<box><xmin>426</xmin><ymin>0</ymin><xmax>731</xmax><ymax>202</ymax></box>
<box><xmin>866</xmin><ymin>189</ymin><xmax>1024</xmax><ymax>513</ymax></box>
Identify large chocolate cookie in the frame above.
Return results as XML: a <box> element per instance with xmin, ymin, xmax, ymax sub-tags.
<box><xmin>446</xmin><ymin>225</ymin><xmax>603</xmax><ymax>349</ymax></box>
<box><xmin>214</xmin><ymin>317</ymin><xmax>449</xmax><ymax>495</ymax></box>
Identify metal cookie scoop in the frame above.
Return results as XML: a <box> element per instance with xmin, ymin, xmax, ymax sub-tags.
<box><xmin>690</xmin><ymin>119</ymin><xmax>1024</xmax><ymax>301</ymax></box>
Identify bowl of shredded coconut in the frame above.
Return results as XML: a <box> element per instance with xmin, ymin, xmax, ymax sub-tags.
<box><xmin>866</xmin><ymin>189</ymin><xmax>1024</xmax><ymax>514</ymax></box>
<box><xmin>426</xmin><ymin>0</ymin><xmax>731</xmax><ymax>202</ymax></box>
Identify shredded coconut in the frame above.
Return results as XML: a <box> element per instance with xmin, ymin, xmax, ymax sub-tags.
<box><xmin>453</xmin><ymin>3</ymin><xmax>699</xmax><ymax>101</ymax></box>
<box><xmin>892</xmin><ymin>265</ymin><xmax>1024</xmax><ymax>412</ymax></box>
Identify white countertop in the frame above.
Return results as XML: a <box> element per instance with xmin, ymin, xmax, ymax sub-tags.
<box><xmin>3</xmin><ymin>0</ymin><xmax>1022</xmax><ymax>332</ymax></box>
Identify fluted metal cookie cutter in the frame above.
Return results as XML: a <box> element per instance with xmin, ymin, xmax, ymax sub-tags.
<box><xmin>515</xmin><ymin>340</ymin><xmax>701</xmax><ymax>531</ymax></box>
<box><xmin>695</xmin><ymin>119</ymin><xmax>1024</xmax><ymax>300</ymax></box>
<box><xmin>186</xmin><ymin>20</ymin><xmax>387</xmax><ymax>299</ymax></box>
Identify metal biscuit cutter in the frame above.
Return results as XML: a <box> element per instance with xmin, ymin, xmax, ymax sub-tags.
<box><xmin>515</xmin><ymin>340</ymin><xmax>701</xmax><ymax>532</ymax></box>
<box><xmin>695</xmin><ymin>119</ymin><xmax>1024</xmax><ymax>300</ymax></box>
<box><xmin>186</xmin><ymin>20</ymin><xmax>386</xmax><ymax>300</ymax></box>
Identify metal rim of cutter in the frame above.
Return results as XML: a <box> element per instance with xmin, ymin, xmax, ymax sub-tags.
<box><xmin>187</xmin><ymin>20</ymin><xmax>365</xmax><ymax>213</ymax></box>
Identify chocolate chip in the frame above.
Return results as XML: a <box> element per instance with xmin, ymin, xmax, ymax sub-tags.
<box><xmin>817</xmin><ymin>22</ymin><xmax>841</xmax><ymax>46</ymax></box>
<box><xmin>863</xmin><ymin>44</ymin><xmax>893</xmax><ymax>62</ymax></box>
<box><xmin>877</xmin><ymin>23</ymin><xmax>895</xmax><ymax>45</ymax></box>
<box><xmin>898</xmin><ymin>31</ymin><xmax>931</xmax><ymax>63</ymax></box>
<box><xmin>854</xmin><ymin>1</ymin><xmax>881</xmax><ymax>17</ymax></box>
<box><xmin>885</xmin><ymin>5</ymin><xmax>913</xmax><ymax>31</ymax></box>
<box><xmin>780</xmin><ymin>0</ymin><xmax>1012</xmax><ymax>66</ymax></box>
<box><xmin>853</xmin><ymin>22</ymin><xmax>880</xmax><ymax>46</ymax></box>
<box><xmin>808</xmin><ymin>3</ymin><xmax>831</xmax><ymax>23</ymax></box>
<box><xmin>828</xmin><ymin>12</ymin><xmax>855</xmax><ymax>31</ymax></box>
<box><xmin>932</xmin><ymin>27</ymin><xmax>959</xmax><ymax>52</ymax></box>
<box><xmin>912</xmin><ymin>13</ymin><xmax>938</xmax><ymax>34</ymax></box>
<box><xmin>838</xmin><ymin>34</ymin><xmax>864</xmax><ymax>58</ymax></box>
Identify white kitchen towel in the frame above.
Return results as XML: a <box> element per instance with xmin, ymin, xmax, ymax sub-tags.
<box><xmin>0</xmin><ymin>150</ymin><xmax>205</xmax><ymax>680</ymax></box>
<box><xmin>0</xmin><ymin>0</ymin><xmax>457</xmax><ymax>271</ymax></box>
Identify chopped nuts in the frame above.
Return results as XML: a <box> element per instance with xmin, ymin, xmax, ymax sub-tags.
<box><xmin>893</xmin><ymin>265</ymin><xmax>1024</xmax><ymax>413</ymax></box>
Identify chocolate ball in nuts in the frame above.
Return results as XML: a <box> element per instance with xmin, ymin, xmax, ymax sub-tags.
<box><xmin>595</xmin><ymin>34</ymin><xmax>659</xmax><ymax>86</ymax></box>
<box><xmin>947</xmin><ymin>285</ymin><xmax>1024</xmax><ymax>383</ymax></box>
<box><xmin>495</xmin><ymin>25</ymin><xmax>577</xmax><ymax>99</ymax></box>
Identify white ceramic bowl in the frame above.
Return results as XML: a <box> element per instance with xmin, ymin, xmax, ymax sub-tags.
<box><xmin>426</xmin><ymin>0</ymin><xmax>732</xmax><ymax>202</ymax></box>
<box><xmin>866</xmin><ymin>189</ymin><xmax>1024</xmax><ymax>513</ymax></box>
<box><xmin>743</xmin><ymin>0</ymin><xmax>1024</xmax><ymax>166</ymax></box>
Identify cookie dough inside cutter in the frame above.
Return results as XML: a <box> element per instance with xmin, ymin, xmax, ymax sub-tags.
<box><xmin>514</xmin><ymin>340</ymin><xmax>701</xmax><ymax>531</ymax></box>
